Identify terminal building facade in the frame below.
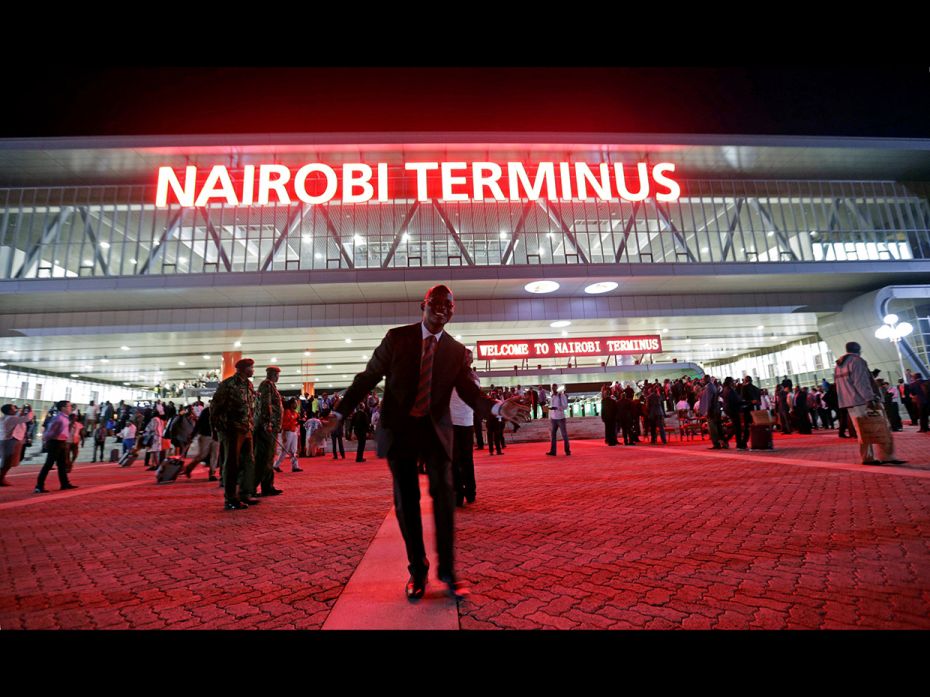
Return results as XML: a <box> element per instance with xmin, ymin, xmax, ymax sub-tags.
<box><xmin>1</xmin><ymin>133</ymin><xmax>928</xmax><ymax>412</ymax></box>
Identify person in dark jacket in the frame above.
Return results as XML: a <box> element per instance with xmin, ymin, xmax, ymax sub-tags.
<box><xmin>645</xmin><ymin>385</ymin><xmax>667</xmax><ymax>445</ymax></box>
<box><xmin>330</xmin><ymin>412</ymin><xmax>345</xmax><ymax>460</ymax></box>
<box><xmin>616</xmin><ymin>392</ymin><xmax>634</xmax><ymax>446</ymax></box>
<box><xmin>793</xmin><ymin>387</ymin><xmax>812</xmax><ymax>434</ymax></box>
<box><xmin>739</xmin><ymin>376</ymin><xmax>762</xmax><ymax>445</ymax></box>
<box><xmin>906</xmin><ymin>373</ymin><xmax>930</xmax><ymax>433</ymax></box>
<box><xmin>352</xmin><ymin>406</ymin><xmax>370</xmax><ymax>462</ymax></box>
<box><xmin>601</xmin><ymin>385</ymin><xmax>618</xmax><ymax>446</ymax></box>
<box><xmin>722</xmin><ymin>377</ymin><xmax>747</xmax><ymax>450</ymax></box>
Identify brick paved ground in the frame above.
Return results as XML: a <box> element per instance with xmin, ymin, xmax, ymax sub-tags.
<box><xmin>458</xmin><ymin>429</ymin><xmax>930</xmax><ymax>629</ymax></box>
<box><xmin>0</xmin><ymin>458</ymin><xmax>392</xmax><ymax>629</ymax></box>
<box><xmin>2</xmin><ymin>427</ymin><xmax>928</xmax><ymax>629</ymax></box>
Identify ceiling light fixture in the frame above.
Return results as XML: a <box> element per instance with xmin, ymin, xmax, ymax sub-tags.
<box><xmin>120</xmin><ymin>345</ymin><xmax>130</xmax><ymax>351</ymax></box>
<box><xmin>524</xmin><ymin>281</ymin><xmax>559</xmax><ymax>294</ymax></box>
<box><xmin>550</xmin><ymin>321</ymin><xmax>571</xmax><ymax>328</ymax></box>
<box><xmin>584</xmin><ymin>281</ymin><xmax>618</xmax><ymax>294</ymax></box>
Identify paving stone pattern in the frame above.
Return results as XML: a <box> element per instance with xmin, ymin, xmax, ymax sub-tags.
<box><xmin>457</xmin><ymin>431</ymin><xmax>930</xmax><ymax>630</ymax></box>
<box><xmin>0</xmin><ymin>459</ymin><xmax>392</xmax><ymax>630</ymax></box>
<box><xmin>2</xmin><ymin>428</ymin><xmax>929</xmax><ymax>629</ymax></box>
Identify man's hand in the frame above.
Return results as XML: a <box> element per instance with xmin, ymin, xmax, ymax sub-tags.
<box><xmin>500</xmin><ymin>396</ymin><xmax>531</xmax><ymax>424</ymax></box>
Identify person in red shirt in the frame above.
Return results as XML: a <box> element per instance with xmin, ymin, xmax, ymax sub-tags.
<box><xmin>273</xmin><ymin>398</ymin><xmax>303</xmax><ymax>472</ymax></box>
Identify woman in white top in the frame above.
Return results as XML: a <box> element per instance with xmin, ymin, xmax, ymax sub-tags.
<box><xmin>143</xmin><ymin>415</ymin><xmax>164</xmax><ymax>470</ymax></box>
<box><xmin>759</xmin><ymin>390</ymin><xmax>773</xmax><ymax>412</ymax></box>
<box><xmin>120</xmin><ymin>422</ymin><xmax>137</xmax><ymax>453</ymax></box>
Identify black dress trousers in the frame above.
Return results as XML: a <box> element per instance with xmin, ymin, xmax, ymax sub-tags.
<box><xmin>387</xmin><ymin>416</ymin><xmax>456</xmax><ymax>581</ymax></box>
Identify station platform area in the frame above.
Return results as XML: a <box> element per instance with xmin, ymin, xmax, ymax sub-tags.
<box><xmin>2</xmin><ymin>428</ymin><xmax>929</xmax><ymax>630</ymax></box>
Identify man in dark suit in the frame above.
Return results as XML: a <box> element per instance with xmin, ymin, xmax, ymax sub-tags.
<box><xmin>318</xmin><ymin>285</ymin><xmax>528</xmax><ymax>601</ymax></box>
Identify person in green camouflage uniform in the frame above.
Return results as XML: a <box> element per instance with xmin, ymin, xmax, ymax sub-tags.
<box><xmin>253</xmin><ymin>365</ymin><xmax>284</xmax><ymax>497</ymax></box>
<box><xmin>211</xmin><ymin>357</ymin><xmax>259</xmax><ymax>510</ymax></box>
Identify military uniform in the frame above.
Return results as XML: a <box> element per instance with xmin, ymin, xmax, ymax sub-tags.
<box><xmin>211</xmin><ymin>370</ymin><xmax>256</xmax><ymax>505</ymax></box>
<box><xmin>253</xmin><ymin>373</ymin><xmax>283</xmax><ymax>496</ymax></box>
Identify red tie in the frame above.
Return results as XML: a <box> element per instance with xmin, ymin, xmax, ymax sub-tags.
<box><xmin>410</xmin><ymin>335</ymin><xmax>437</xmax><ymax>417</ymax></box>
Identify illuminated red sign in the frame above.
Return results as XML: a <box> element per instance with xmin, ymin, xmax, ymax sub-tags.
<box><xmin>155</xmin><ymin>161</ymin><xmax>681</xmax><ymax>207</ymax></box>
<box><xmin>476</xmin><ymin>335</ymin><xmax>662</xmax><ymax>360</ymax></box>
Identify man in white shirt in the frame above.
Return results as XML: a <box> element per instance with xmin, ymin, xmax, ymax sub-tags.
<box><xmin>545</xmin><ymin>384</ymin><xmax>571</xmax><ymax>456</ymax></box>
<box><xmin>1</xmin><ymin>404</ymin><xmax>35</xmax><ymax>485</ymax></box>
<box><xmin>35</xmin><ymin>401</ymin><xmax>78</xmax><ymax>493</ymax></box>
<box><xmin>450</xmin><ymin>349</ymin><xmax>479</xmax><ymax>507</ymax></box>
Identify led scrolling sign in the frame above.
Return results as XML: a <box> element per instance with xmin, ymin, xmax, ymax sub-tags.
<box><xmin>477</xmin><ymin>336</ymin><xmax>663</xmax><ymax>360</ymax></box>
<box><xmin>155</xmin><ymin>161</ymin><xmax>681</xmax><ymax>207</ymax></box>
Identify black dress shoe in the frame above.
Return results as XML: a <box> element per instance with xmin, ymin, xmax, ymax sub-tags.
<box><xmin>208</xmin><ymin>475</ymin><xmax>218</xmax><ymax>481</ymax></box>
<box><xmin>466</xmin><ymin>495</ymin><xmax>475</xmax><ymax>504</ymax></box>
<box><xmin>882</xmin><ymin>459</ymin><xmax>907</xmax><ymax>465</ymax></box>
<box><xmin>438</xmin><ymin>575</ymin><xmax>470</xmax><ymax>600</ymax></box>
<box><xmin>545</xmin><ymin>451</ymin><xmax>556</xmax><ymax>456</ymax></box>
<box><xmin>405</xmin><ymin>575</ymin><xmax>427</xmax><ymax>600</ymax></box>
<box><xmin>33</xmin><ymin>487</ymin><xmax>49</xmax><ymax>494</ymax></box>
<box><xmin>225</xmin><ymin>500</ymin><xmax>248</xmax><ymax>510</ymax></box>
<box><xmin>61</xmin><ymin>484</ymin><xmax>79</xmax><ymax>490</ymax></box>
<box><xmin>261</xmin><ymin>488</ymin><xmax>283</xmax><ymax>496</ymax></box>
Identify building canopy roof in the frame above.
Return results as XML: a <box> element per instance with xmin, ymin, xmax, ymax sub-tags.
<box><xmin>2</xmin><ymin>132</ymin><xmax>930</xmax><ymax>187</ymax></box>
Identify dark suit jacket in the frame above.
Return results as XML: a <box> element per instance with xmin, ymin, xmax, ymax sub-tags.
<box><xmin>336</xmin><ymin>322</ymin><xmax>496</xmax><ymax>460</ymax></box>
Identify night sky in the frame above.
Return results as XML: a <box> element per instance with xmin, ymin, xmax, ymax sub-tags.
<box><xmin>4</xmin><ymin>66</ymin><xmax>929</xmax><ymax>139</ymax></box>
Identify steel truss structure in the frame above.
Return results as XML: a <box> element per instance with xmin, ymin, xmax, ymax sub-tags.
<box><xmin>2</xmin><ymin>178</ymin><xmax>929</xmax><ymax>280</ymax></box>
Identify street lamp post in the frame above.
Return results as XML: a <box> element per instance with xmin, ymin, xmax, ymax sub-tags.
<box><xmin>874</xmin><ymin>313</ymin><xmax>914</xmax><ymax>383</ymax></box>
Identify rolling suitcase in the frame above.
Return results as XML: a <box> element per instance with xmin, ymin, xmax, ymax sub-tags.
<box><xmin>156</xmin><ymin>457</ymin><xmax>184</xmax><ymax>483</ymax></box>
<box><xmin>118</xmin><ymin>447</ymin><xmax>138</xmax><ymax>467</ymax></box>
<box><xmin>750</xmin><ymin>424</ymin><xmax>773</xmax><ymax>450</ymax></box>
<box><xmin>110</xmin><ymin>448</ymin><xmax>121</xmax><ymax>462</ymax></box>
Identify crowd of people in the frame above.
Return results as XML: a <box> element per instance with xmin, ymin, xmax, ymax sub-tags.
<box><xmin>2</xmin><ymin>341</ymin><xmax>927</xmax><ymax>496</ymax></box>
<box><xmin>592</xmin><ymin>347</ymin><xmax>928</xmax><ymax>462</ymax></box>
<box><xmin>2</xmin><ymin>271</ymin><xmax>929</xmax><ymax>605</ymax></box>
